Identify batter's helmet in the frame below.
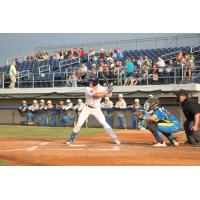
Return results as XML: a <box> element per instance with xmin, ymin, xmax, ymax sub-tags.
<box><xmin>88</xmin><ymin>76</ymin><xmax>99</xmax><ymax>86</ymax></box>
<box><xmin>147</xmin><ymin>97</ymin><xmax>160</xmax><ymax>112</ymax></box>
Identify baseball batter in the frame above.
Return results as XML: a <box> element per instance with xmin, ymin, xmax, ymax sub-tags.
<box><xmin>65</xmin><ymin>76</ymin><xmax>120</xmax><ymax>145</ymax></box>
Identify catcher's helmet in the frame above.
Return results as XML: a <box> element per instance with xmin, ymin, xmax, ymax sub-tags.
<box><xmin>147</xmin><ymin>97</ymin><xmax>160</xmax><ymax>112</ymax></box>
<box><xmin>88</xmin><ymin>76</ymin><xmax>99</xmax><ymax>86</ymax></box>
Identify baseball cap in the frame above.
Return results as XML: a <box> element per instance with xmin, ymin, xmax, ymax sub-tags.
<box><xmin>33</xmin><ymin>100</ymin><xmax>37</xmax><ymax>104</ymax></box>
<box><xmin>119</xmin><ymin>94</ymin><xmax>123</xmax><ymax>98</ymax></box>
<box><xmin>148</xmin><ymin>94</ymin><xmax>153</xmax><ymax>98</ymax></box>
<box><xmin>40</xmin><ymin>99</ymin><xmax>45</xmax><ymax>103</ymax></box>
<box><xmin>78</xmin><ymin>99</ymin><xmax>82</xmax><ymax>103</ymax></box>
<box><xmin>22</xmin><ymin>100</ymin><xmax>26</xmax><ymax>104</ymax></box>
<box><xmin>105</xmin><ymin>97</ymin><xmax>109</xmax><ymax>101</ymax></box>
<box><xmin>66</xmin><ymin>99</ymin><xmax>71</xmax><ymax>103</ymax></box>
<box><xmin>135</xmin><ymin>99</ymin><xmax>139</xmax><ymax>103</ymax></box>
<box><xmin>47</xmin><ymin>100</ymin><xmax>52</xmax><ymax>104</ymax></box>
<box><xmin>176</xmin><ymin>91</ymin><xmax>189</xmax><ymax>101</ymax></box>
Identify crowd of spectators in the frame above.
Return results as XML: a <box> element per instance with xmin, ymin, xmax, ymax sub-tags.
<box><xmin>6</xmin><ymin>47</ymin><xmax>200</xmax><ymax>88</ymax></box>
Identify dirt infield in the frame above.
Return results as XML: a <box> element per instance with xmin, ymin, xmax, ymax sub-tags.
<box><xmin>0</xmin><ymin>130</ymin><xmax>199</xmax><ymax>166</ymax></box>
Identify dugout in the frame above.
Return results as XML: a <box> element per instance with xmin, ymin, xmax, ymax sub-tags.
<box><xmin>0</xmin><ymin>83</ymin><xmax>200</xmax><ymax>129</ymax></box>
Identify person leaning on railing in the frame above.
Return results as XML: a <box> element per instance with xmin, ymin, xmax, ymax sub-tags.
<box><xmin>128</xmin><ymin>99</ymin><xmax>144</xmax><ymax>129</ymax></box>
<box><xmin>101</xmin><ymin>97</ymin><xmax>114</xmax><ymax>127</ymax></box>
<box><xmin>115</xmin><ymin>94</ymin><xmax>127</xmax><ymax>129</ymax></box>
<box><xmin>9</xmin><ymin>60</ymin><xmax>17</xmax><ymax>89</ymax></box>
<box><xmin>27</xmin><ymin>100</ymin><xmax>39</xmax><ymax>126</ymax></box>
<box><xmin>18</xmin><ymin>100</ymin><xmax>29</xmax><ymax>125</ymax></box>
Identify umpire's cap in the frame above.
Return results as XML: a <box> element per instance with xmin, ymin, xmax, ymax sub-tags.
<box><xmin>176</xmin><ymin>90</ymin><xmax>189</xmax><ymax>102</ymax></box>
<box><xmin>88</xmin><ymin>76</ymin><xmax>99</xmax><ymax>86</ymax></box>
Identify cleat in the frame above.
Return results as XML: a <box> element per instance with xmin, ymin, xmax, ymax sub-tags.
<box><xmin>65</xmin><ymin>141</ymin><xmax>72</xmax><ymax>145</ymax></box>
<box><xmin>114</xmin><ymin>139</ymin><xmax>121</xmax><ymax>145</ymax></box>
<box><xmin>171</xmin><ymin>139</ymin><xmax>179</xmax><ymax>147</ymax></box>
<box><xmin>138</xmin><ymin>127</ymin><xmax>146</xmax><ymax>131</ymax></box>
<box><xmin>152</xmin><ymin>142</ymin><xmax>166</xmax><ymax>148</ymax></box>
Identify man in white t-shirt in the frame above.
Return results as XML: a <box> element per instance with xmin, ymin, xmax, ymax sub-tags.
<box><xmin>65</xmin><ymin>76</ymin><xmax>120</xmax><ymax>145</ymax></box>
<box><xmin>115</xmin><ymin>94</ymin><xmax>127</xmax><ymax>129</ymax></box>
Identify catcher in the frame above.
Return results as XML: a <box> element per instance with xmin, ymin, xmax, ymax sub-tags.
<box><xmin>138</xmin><ymin>97</ymin><xmax>181</xmax><ymax>147</ymax></box>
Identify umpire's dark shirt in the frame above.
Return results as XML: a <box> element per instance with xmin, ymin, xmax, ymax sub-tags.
<box><xmin>181</xmin><ymin>98</ymin><xmax>200</xmax><ymax>121</ymax></box>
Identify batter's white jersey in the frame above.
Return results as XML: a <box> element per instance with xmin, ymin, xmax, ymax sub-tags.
<box><xmin>72</xmin><ymin>84</ymin><xmax>117</xmax><ymax>140</ymax></box>
<box><xmin>85</xmin><ymin>85</ymin><xmax>106</xmax><ymax>107</ymax></box>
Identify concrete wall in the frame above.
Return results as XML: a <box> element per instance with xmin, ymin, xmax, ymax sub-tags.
<box><xmin>0</xmin><ymin>105</ymin><xmax>186</xmax><ymax>129</ymax></box>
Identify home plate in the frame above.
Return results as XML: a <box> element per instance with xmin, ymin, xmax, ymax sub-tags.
<box><xmin>69</xmin><ymin>144</ymin><xmax>86</xmax><ymax>147</ymax></box>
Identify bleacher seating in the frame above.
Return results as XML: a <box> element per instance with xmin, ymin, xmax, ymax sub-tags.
<box><xmin>0</xmin><ymin>45</ymin><xmax>200</xmax><ymax>88</ymax></box>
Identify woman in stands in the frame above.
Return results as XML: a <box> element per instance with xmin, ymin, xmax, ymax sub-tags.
<box><xmin>124</xmin><ymin>57</ymin><xmax>137</xmax><ymax>86</ymax></box>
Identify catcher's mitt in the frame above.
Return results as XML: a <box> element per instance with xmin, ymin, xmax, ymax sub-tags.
<box><xmin>137</xmin><ymin>110</ymin><xmax>145</xmax><ymax>119</ymax></box>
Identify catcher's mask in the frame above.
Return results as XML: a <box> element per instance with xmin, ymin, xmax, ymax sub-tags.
<box><xmin>88</xmin><ymin>76</ymin><xmax>99</xmax><ymax>86</ymax></box>
<box><xmin>147</xmin><ymin>97</ymin><xmax>160</xmax><ymax>112</ymax></box>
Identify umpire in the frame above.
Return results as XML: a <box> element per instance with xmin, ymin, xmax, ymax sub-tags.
<box><xmin>177</xmin><ymin>91</ymin><xmax>200</xmax><ymax>147</ymax></box>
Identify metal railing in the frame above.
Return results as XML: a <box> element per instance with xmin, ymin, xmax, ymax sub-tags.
<box><xmin>59</xmin><ymin>57</ymin><xmax>80</xmax><ymax>70</ymax></box>
<box><xmin>34</xmin><ymin>34</ymin><xmax>200</xmax><ymax>53</ymax></box>
<box><xmin>4</xmin><ymin>34</ymin><xmax>200</xmax><ymax>66</ymax></box>
<box><xmin>1</xmin><ymin>64</ymin><xmax>200</xmax><ymax>89</ymax></box>
<box><xmin>39</xmin><ymin>65</ymin><xmax>50</xmax><ymax>74</ymax></box>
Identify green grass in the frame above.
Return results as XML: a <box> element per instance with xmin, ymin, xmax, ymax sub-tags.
<box><xmin>0</xmin><ymin>159</ymin><xmax>9</xmax><ymax>166</ymax></box>
<box><xmin>0</xmin><ymin>125</ymin><xmax>105</xmax><ymax>139</ymax></box>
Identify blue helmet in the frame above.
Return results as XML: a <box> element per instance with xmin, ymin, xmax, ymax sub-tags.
<box><xmin>147</xmin><ymin>97</ymin><xmax>160</xmax><ymax>112</ymax></box>
<box><xmin>88</xmin><ymin>76</ymin><xmax>99</xmax><ymax>86</ymax></box>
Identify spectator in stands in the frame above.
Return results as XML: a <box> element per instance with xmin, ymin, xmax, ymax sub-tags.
<box><xmin>157</xmin><ymin>55</ymin><xmax>165</xmax><ymax>83</ymax></box>
<box><xmin>137</xmin><ymin>56</ymin><xmax>145</xmax><ymax>67</ymax></box>
<box><xmin>88</xmin><ymin>47</ymin><xmax>95</xmax><ymax>61</ymax></box>
<box><xmin>176</xmin><ymin>51</ymin><xmax>183</xmax><ymax>63</ymax></box>
<box><xmin>117</xmin><ymin>48</ymin><xmax>124</xmax><ymax>59</ymax></box>
<box><xmin>101</xmin><ymin>97</ymin><xmax>114</xmax><ymax>127</ymax></box>
<box><xmin>165</xmin><ymin>59</ymin><xmax>174</xmax><ymax>83</ymax></box>
<box><xmin>183</xmin><ymin>59</ymin><xmax>194</xmax><ymax>81</ymax></box>
<box><xmin>112</xmin><ymin>49</ymin><xmax>118</xmax><ymax>59</ymax></box>
<box><xmin>79</xmin><ymin>48</ymin><xmax>85</xmax><ymax>62</ymax></box>
<box><xmin>67</xmin><ymin>72</ymin><xmax>79</xmax><ymax>87</ymax></box>
<box><xmin>115</xmin><ymin>94</ymin><xmax>127</xmax><ymax>129</ymax></box>
<box><xmin>124</xmin><ymin>57</ymin><xmax>137</xmax><ymax>86</ymax></box>
<box><xmin>99</xmin><ymin>49</ymin><xmax>106</xmax><ymax>59</ymax></box>
<box><xmin>80</xmin><ymin>63</ymin><xmax>88</xmax><ymax>77</ymax></box>
<box><xmin>140</xmin><ymin>60</ymin><xmax>150</xmax><ymax>84</ymax></box>
<box><xmin>9</xmin><ymin>60</ymin><xmax>17</xmax><ymax>89</ymax></box>
<box><xmin>149</xmin><ymin>63</ymin><xmax>159</xmax><ymax>84</ymax></box>
<box><xmin>176</xmin><ymin>51</ymin><xmax>184</xmax><ymax>79</ymax></box>
<box><xmin>107</xmin><ymin>49</ymin><xmax>113</xmax><ymax>57</ymax></box>
<box><xmin>116</xmin><ymin>60</ymin><xmax>125</xmax><ymax>85</ymax></box>
<box><xmin>54</xmin><ymin>51</ymin><xmax>61</xmax><ymax>60</ymax></box>
<box><xmin>128</xmin><ymin>99</ymin><xmax>143</xmax><ymax>129</ymax></box>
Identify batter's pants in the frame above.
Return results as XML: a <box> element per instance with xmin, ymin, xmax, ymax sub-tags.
<box><xmin>73</xmin><ymin>106</ymin><xmax>117</xmax><ymax>139</ymax></box>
